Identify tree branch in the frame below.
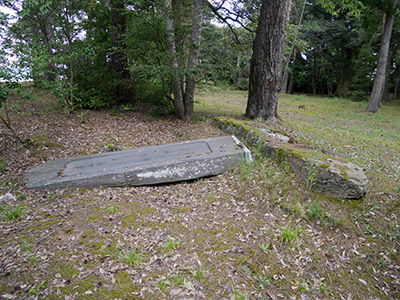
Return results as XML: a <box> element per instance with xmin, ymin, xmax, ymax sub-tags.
<box><xmin>0</xmin><ymin>114</ymin><xmax>24</xmax><ymax>144</ymax></box>
<box><xmin>206</xmin><ymin>1</ymin><xmax>255</xmax><ymax>44</ymax></box>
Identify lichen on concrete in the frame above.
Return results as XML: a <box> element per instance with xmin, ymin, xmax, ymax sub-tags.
<box><xmin>214</xmin><ymin>116</ymin><xmax>368</xmax><ymax>199</ymax></box>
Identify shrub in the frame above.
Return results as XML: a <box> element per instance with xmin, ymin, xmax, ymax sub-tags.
<box><xmin>349</xmin><ymin>90</ymin><xmax>368</xmax><ymax>102</ymax></box>
<box><xmin>236</xmin><ymin>77</ymin><xmax>249</xmax><ymax>91</ymax></box>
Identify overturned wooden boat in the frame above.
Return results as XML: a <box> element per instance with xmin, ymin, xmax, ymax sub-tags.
<box><xmin>25</xmin><ymin>136</ymin><xmax>252</xmax><ymax>190</ymax></box>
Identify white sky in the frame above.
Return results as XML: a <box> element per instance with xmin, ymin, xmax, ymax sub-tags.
<box><xmin>0</xmin><ymin>5</ymin><xmax>19</xmax><ymax>69</ymax></box>
<box><xmin>0</xmin><ymin>5</ymin><xmax>17</xmax><ymax>19</ymax></box>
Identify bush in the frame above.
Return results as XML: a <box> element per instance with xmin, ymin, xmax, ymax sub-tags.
<box><xmin>236</xmin><ymin>77</ymin><xmax>249</xmax><ymax>91</ymax></box>
<box><xmin>349</xmin><ymin>90</ymin><xmax>368</xmax><ymax>102</ymax></box>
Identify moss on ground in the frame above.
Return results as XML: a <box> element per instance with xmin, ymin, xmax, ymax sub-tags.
<box><xmin>214</xmin><ymin>116</ymin><xmax>255</xmax><ymax>134</ymax></box>
<box><xmin>31</xmin><ymin>133</ymin><xmax>63</xmax><ymax>148</ymax></box>
<box><xmin>101</xmin><ymin>270</ymin><xmax>141</xmax><ymax>299</ymax></box>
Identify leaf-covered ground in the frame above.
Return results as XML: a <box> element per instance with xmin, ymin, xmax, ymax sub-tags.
<box><xmin>0</xmin><ymin>85</ymin><xmax>399</xmax><ymax>300</ymax></box>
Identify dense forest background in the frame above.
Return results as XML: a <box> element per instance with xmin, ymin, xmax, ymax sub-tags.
<box><xmin>0</xmin><ymin>0</ymin><xmax>399</xmax><ymax>117</ymax></box>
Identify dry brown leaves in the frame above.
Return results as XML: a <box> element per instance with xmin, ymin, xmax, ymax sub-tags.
<box><xmin>0</xmin><ymin>89</ymin><xmax>400</xmax><ymax>300</ymax></box>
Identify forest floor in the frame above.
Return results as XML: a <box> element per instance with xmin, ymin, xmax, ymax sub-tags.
<box><xmin>0</xmin><ymin>84</ymin><xmax>400</xmax><ymax>300</ymax></box>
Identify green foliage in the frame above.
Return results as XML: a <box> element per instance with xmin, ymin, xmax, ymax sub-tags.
<box><xmin>307</xmin><ymin>201</ymin><xmax>323</xmax><ymax>220</ymax></box>
<box><xmin>155</xmin><ymin>277</ymin><xmax>168</xmax><ymax>291</ymax></box>
<box><xmin>0</xmin><ymin>74</ymin><xmax>30</xmax><ymax>143</ymax></box>
<box><xmin>306</xmin><ymin>163</ymin><xmax>318</xmax><ymax>191</ymax></box>
<box><xmin>28</xmin><ymin>280</ymin><xmax>46</xmax><ymax>295</ymax></box>
<box><xmin>200</xmin><ymin>23</ymin><xmax>251</xmax><ymax>89</ymax></box>
<box><xmin>0</xmin><ymin>156</ymin><xmax>6</xmax><ymax>172</ymax></box>
<box><xmin>286</xmin><ymin>0</ymin><xmax>389</xmax><ymax>97</ymax></box>
<box><xmin>378</xmin><ymin>257</ymin><xmax>388</xmax><ymax>268</ymax></box>
<box><xmin>363</xmin><ymin>224</ymin><xmax>372</xmax><ymax>235</ymax></box>
<box><xmin>107</xmin><ymin>205</ymin><xmax>119</xmax><ymax>215</ymax></box>
<box><xmin>74</xmin><ymin>66</ymin><xmax>125</xmax><ymax>110</ymax></box>
<box><xmin>3</xmin><ymin>205</ymin><xmax>25</xmax><ymax>221</ymax></box>
<box><xmin>317</xmin><ymin>0</ymin><xmax>363</xmax><ymax>16</ymax></box>
<box><xmin>191</xmin><ymin>268</ymin><xmax>204</xmax><ymax>281</ymax></box>
<box><xmin>118</xmin><ymin>247</ymin><xmax>144</xmax><ymax>267</ymax></box>
<box><xmin>278</xmin><ymin>224</ymin><xmax>303</xmax><ymax>248</ymax></box>
<box><xmin>258</xmin><ymin>242</ymin><xmax>271</xmax><ymax>253</ymax></box>
<box><xmin>349</xmin><ymin>90</ymin><xmax>368</xmax><ymax>102</ymax></box>
<box><xmin>161</xmin><ymin>238</ymin><xmax>182</xmax><ymax>253</ymax></box>
<box><xmin>170</xmin><ymin>273</ymin><xmax>186</xmax><ymax>288</ymax></box>
<box><xmin>0</xmin><ymin>77</ymin><xmax>20</xmax><ymax>108</ymax></box>
<box><xmin>236</xmin><ymin>77</ymin><xmax>249</xmax><ymax>91</ymax></box>
<box><xmin>253</xmin><ymin>275</ymin><xmax>270</xmax><ymax>290</ymax></box>
<box><xmin>231</xmin><ymin>292</ymin><xmax>248</xmax><ymax>300</ymax></box>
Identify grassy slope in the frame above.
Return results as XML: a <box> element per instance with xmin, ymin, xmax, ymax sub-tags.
<box><xmin>195</xmin><ymin>87</ymin><xmax>400</xmax><ymax>298</ymax></box>
<box><xmin>195</xmin><ymin>87</ymin><xmax>400</xmax><ymax>192</ymax></box>
<box><xmin>0</xmin><ymin>85</ymin><xmax>399</xmax><ymax>300</ymax></box>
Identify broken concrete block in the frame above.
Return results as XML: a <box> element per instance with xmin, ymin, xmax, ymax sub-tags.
<box><xmin>214</xmin><ymin>117</ymin><xmax>368</xmax><ymax>199</ymax></box>
<box><xmin>25</xmin><ymin>136</ymin><xmax>251</xmax><ymax>190</ymax></box>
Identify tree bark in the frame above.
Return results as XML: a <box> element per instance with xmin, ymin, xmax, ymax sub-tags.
<box><xmin>279</xmin><ymin>0</ymin><xmax>294</xmax><ymax>94</ymax></box>
<box><xmin>110</xmin><ymin>0</ymin><xmax>129</xmax><ymax>80</ymax></box>
<box><xmin>335</xmin><ymin>72</ymin><xmax>352</xmax><ymax>98</ymax></box>
<box><xmin>288</xmin><ymin>49</ymin><xmax>297</xmax><ymax>94</ymax></box>
<box><xmin>280</xmin><ymin>65</ymin><xmax>289</xmax><ymax>94</ymax></box>
<box><xmin>335</xmin><ymin>49</ymin><xmax>354</xmax><ymax>98</ymax></box>
<box><xmin>163</xmin><ymin>0</ymin><xmax>185</xmax><ymax>119</ymax></box>
<box><xmin>42</xmin><ymin>16</ymin><xmax>56</xmax><ymax>82</ymax></box>
<box><xmin>246</xmin><ymin>0</ymin><xmax>290</xmax><ymax>122</ymax></box>
<box><xmin>110</xmin><ymin>0</ymin><xmax>131</xmax><ymax>102</ymax></box>
<box><xmin>394</xmin><ymin>77</ymin><xmax>400</xmax><ymax>98</ymax></box>
<box><xmin>366</xmin><ymin>0</ymin><xmax>397</xmax><ymax>113</ymax></box>
<box><xmin>237</xmin><ymin>52</ymin><xmax>243</xmax><ymax>80</ymax></box>
<box><xmin>184</xmin><ymin>0</ymin><xmax>204</xmax><ymax>119</ymax></box>
<box><xmin>381</xmin><ymin>42</ymin><xmax>398</xmax><ymax>103</ymax></box>
<box><xmin>312</xmin><ymin>53</ymin><xmax>317</xmax><ymax>95</ymax></box>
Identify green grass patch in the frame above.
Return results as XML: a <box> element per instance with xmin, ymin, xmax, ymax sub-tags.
<box><xmin>161</xmin><ymin>238</ymin><xmax>182</xmax><ymax>253</ymax></box>
<box><xmin>118</xmin><ymin>246</ymin><xmax>145</xmax><ymax>267</ymax></box>
<box><xmin>3</xmin><ymin>205</ymin><xmax>25</xmax><ymax>221</ymax></box>
<box><xmin>277</xmin><ymin>224</ymin><xmax>303</xmax><ymax>248</ymax></box>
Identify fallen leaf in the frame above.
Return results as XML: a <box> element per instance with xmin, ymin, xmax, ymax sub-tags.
<box><xmin>359</xmin><ymin>279</ymin><xmax>367</xmax><ymax>285</ymax></box>
<box><xmin>265</xmin><ymin>289</ymin><xmax>279</xmax><ymax>300</ymax></box>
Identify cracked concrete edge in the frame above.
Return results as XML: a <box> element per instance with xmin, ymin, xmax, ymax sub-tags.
<box><xmin>25</xmin><ymin>136</ymin><xmax>249</xmax><ymax>190</ymax></box>
<box><xmin>214</xmin><ymin>117</ymin><xmax>368</xmax><ymax>199</ymax></box>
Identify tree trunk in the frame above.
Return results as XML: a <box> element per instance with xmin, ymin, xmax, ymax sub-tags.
<box><xmin>281</xmin><ymin>34</ymin><xmax>290</xmax><ymax>94</ymax></box>
<box><xmin>110</xmin><ymin>0</ymin><xmax>129</xmax><ymax>79</ymax></box>
<box><xmin>110</xmin><ymin>0</ymin><xmax>131</xmax><ymax>102</ymax></box>
<box><xmin>381</xmin><ymin>42</ymin><xmax>398</xmax><ymax>103</ymax></box>
<box><xmin>321</xmin><ymin>66</ymin><xmax>333</xmax><ymax>95</ymax></box>
<box><xmin>335</xmin><ymin>49</ymin><xmax>354</xmax><ymax>98</ymax></box>
<box><xmin>279</xmin><ymin>0</ymin><xmax>294</xmax><ymax>95</ymax></box>
<box><xmin>237</xmin><ymin>52</ymin><xmax>243</xmax><ymax>80</ymax></box>
<box><xmin>163</xmin><ymin>0</ymin><xmax>185</xmax><ymax>119</ymax></box>
<box><xmin>246</xmin><ymin>0</ymin><xmax>290</xmax><ymax>122</ymax></box>
<box><xmin>280</xmin><ymin>66</ymin><xmax>289</xmax><ymax>94</ymax></box>
<box><xmin>41</xmin><ymin>16</ymin><xmax>56</xmax><ymax>82</ymax></box>
<box><xmin>335</xmin><ymin>73</ymin><xmax>352</xmax><ymax>98</ymax></box>
<box><xmin>312</xmin><ymin>53</ymin><xmax>317</xmax><ymax>95</ymax></box>
<box><xmin>288</xmin><ymin>49</ymin><xmax>297</xmax><ymax>94</ymax></box>
<box><xmin>393</xmin><ymin>77</ymin><xmax>400</xmax><ymax>98</ymax></box>
<box><xmin>366</xmin><ymin>0</ymin><xmax>397</xmax><ymax>113</ymax></box>
<box><xmin>184</xmin><ymin>0</ymin><xmax>204</xmax><ymax>119</ymax></box>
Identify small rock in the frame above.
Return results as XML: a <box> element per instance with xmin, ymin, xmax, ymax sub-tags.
<box><xmin>0</xmin><ymin>193</ymin><xmax>16</xmax><ymax>202</ymax></box>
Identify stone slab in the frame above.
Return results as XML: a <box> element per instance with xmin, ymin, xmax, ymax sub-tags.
<box><xmin>215</xmin><ymin>117</ymin><xmax>368</xmax><ymax>199</ymax></box>
<box><xmin>25</xmin><ymin>136</ymin><xmax>251</xmax><ymax>190</ymax></box>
